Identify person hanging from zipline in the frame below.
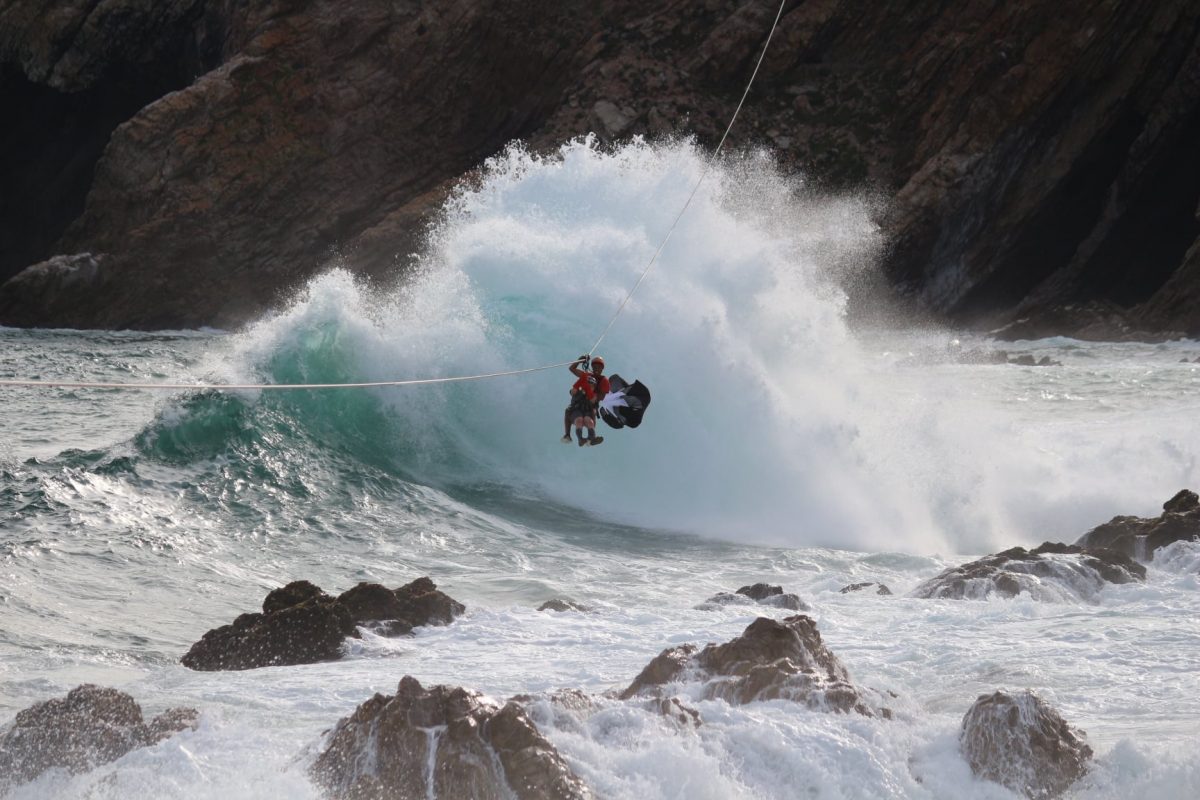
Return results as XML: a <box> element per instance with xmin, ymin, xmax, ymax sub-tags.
<box><xmin>561</xmin><ymin>355</ymin><xmax>609</xmax><ymax>447</ymax></box>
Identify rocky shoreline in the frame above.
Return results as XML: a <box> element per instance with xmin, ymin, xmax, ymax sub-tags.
<box><xmin>3</xmin><ymin>490</ymin><xmax>1195</xmax><ymax>798</ymax></box>
<box><xmin>1</xmin><ymin>0</ymin><xmax>1197</xmax><ymax>336</ymax></box>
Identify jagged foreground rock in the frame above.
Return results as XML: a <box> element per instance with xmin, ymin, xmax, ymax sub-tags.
<box><xmin>182</xmin><ymin>577</ymin><xmax>463</xmax><ymax>671</ymax></box>
<box><xmin>912</xmin><ymin>542</ymin><xmax>1145</xmax><ymax>601</ymax></box>
<box><xmin>1075</xmin><ymin>489</ymin><xmax>1200</xmax><ymax>560</ymax></box>
<box><xmin>0</xmin><ymin>684</ymin><xmax>198</xmax><ymax>792</ymax></box>
<box><xmin>1</xmin><ymin>0</ymin><xmax>1197</xmax><ymax>335</ymax></box>
<box><xmin>311</xmin><ymin>676</ymin><xmax>591</xmax><ymax>800</ymax></box>
<box><xmin>960</xmin><ymin>690</ymin><xmax>1092</xmax><ymax>799</ymax></box>
<box><xmin>620</xmin><ymin>615</ymin><xmax>880</xmax><ymax>715</ymax></box>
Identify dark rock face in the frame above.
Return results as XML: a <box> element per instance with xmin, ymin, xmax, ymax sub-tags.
<box><xmin>311</xmin><ymin>676</ymin><xmax>591</xmax><ymax>800</ymax></box>
<box><xmin>840</xmin><ymin>582</ymin><xmax>893</xmax><ymax>596</ymax></box>
<box><xmin>1075</xmin><ymin>490</ymin><xmax>1200</xmax><ymax>559</ymax></box>
<box><xmin>620</xmin><ymin>616</ymin><xmax>874</xmax><ymax>715</ymax></box>
<box><xmin>2</xmin><ymin>1</ymin><xmax>1198</xmax><ymax>334</ymax></box>
<box><xmin>182</xmin><ymin>577</ymin><xmax>464</xmax><ymax>671</ymax></box>
<box><xmin>912</xmin><ymin>542</ymin><xmax>1145</xmax><ymax>601</ymax></box>
<box><xmin>699</xmin><ymin>582</ymin><xmax>809</xmax><ymax>611</ymax></box>
<box><xmin>960</xmin><ymin>690</ymin><xmax>1092</xmax><ymax>799</ymax></box>
<box><xmin>263</xmin><ymin>579</ymin><xmax>329</xmax><ymax>614</ymax></box>
<box><xmin>181</xmin><ymin>595</ymin><xmax>356</xmax><ymax>671</ymax></box>
<box><xmin>736</xmin><ymin>582</ymin><xmax>783</xmax><ymax>601</ymax></box>
<box><xmin>391</xmin><ymin>576</ymin><xmax>467</xmax><ymax>627</ymax></box>
<box><xmin>0</xmin><ymin>685</ymin><xmax>197</xmax><ymax>791</ymax></box>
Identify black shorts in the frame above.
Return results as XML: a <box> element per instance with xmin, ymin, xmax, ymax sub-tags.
<box><xmin>566</xmin><ymin>394</ymin><xmax>594</xmax><ymax>422</ymax></box>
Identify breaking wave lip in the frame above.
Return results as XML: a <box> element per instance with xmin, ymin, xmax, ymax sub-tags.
<box><xmin>201</xmin><ymin>136</ymin><xmax>939</xmax><ymax>551</ymax></box>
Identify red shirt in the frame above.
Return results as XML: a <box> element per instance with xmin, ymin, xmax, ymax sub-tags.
<box><xmin>572</xmin><ymin>373</ymin><xmax>610</xmax><ymax>402</ymax></box>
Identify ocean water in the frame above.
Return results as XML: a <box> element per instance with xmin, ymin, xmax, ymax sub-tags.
<box><xmin>2</xmin><ymin>139</ymin><xmax>1199</xmax><ymax>799</ymax></box>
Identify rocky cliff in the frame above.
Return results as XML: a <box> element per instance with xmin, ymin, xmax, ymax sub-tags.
<box><xmin>1</xmin><ymin>0</ymin><xmax>1197</xmax><ymax>335</ymax></box>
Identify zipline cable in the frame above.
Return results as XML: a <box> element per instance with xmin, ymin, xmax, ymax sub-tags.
<box><xmin>0</xmin><ymin>361</ymin><xmax>576</xmax><ymax>391</ymax></box>
<box><xmin>588</xmin><ymin>0</ymin><xmax>788</xmax><ymax>357</ymax></box>
<box><xmin>0</xmin><ymin>0</ymin><xmax>789</xmax><ymax>393</ymax></box>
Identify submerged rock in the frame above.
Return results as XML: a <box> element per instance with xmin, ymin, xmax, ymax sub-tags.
<box><xmin>182</xmin><ymin>577</ymin><xmax>464</xmax><ymax>671</ymax></box>
<box><xmin>840</xmin><ymin>582</ymin><xmax>893</xmax><ymax>595</ymax></box>
<box><xmin>0</xmin><ymin>685</ymin><xmax>197</xmax><ymax>790</ymax></box>
<box><xmin>620</xmin><ymin>616</ymin><xmax>876</xmax><ymax>715</ymax></box>
<box><xmin>960</xmin><ymin>690</ymin><xmax>1092</xmax><ymax>799</ymax></box>
<box><xmin>1008</xmin><ymin>354</ymin><xmax>1063</xmax><ymax>367</ymax></box>
<box><xmin>698</xmin><ymin>582</ymin><xmax>809</xmax><ymax>611</ymax></box>
<box><xmin>912</xmin><ymin>542</ymin><xmax>1145</xmax><ymax>601</ymax></box>
<box><xmin>1074</xmin><ymin>490</ymin><xmax>1200</xmax><ymax>560</ymax></box>
<box><xmin>311</xmin><ymin>676</ymin><xmax>591</xmax><ymax>800</ymax></box>
<box><xmin>538</xmin><ymin>599</ymin><xmax>591</xmax><ymax>613</ymax></box>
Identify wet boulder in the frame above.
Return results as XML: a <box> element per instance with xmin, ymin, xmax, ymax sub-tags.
<box><xmin>181</xmin><ymin>595</ymin><xmax>356</xmax><ymax>671</ymax></box>
<box><xmin>182</xmin><ymin>577</ymin><xmax>464</xmax><ymax>671</ymax></box>
<box><xmin>0</xmin><ymin>685</ymin><xmax>197</xmax><ymax>791</ymax></box>
<box><xmin>912</xmin><ymin>542</ymin><xmax>1145</xmax><ymax>601</ymax></box>
<box><xmin>698</xmin><ymin>582</ymin><xmax>809</xmax><ymax>611</ymax></box>
<box><xmin>1075</xmin><ymin>490</ymin><xmax>1200</xmax><ymax>560</ymax></box>
<box><xmin>311</xmin><ymin>676</ymin><xmax>591</xmax><ymax>800</ymax></box>
<box><xmin>960</xmin><ymin>690</ymin><xmax>1092</xmax><ymax>799</ymax></box>
<box><xmin>620</xmin><ymin>615</ymin><xmax>876</xmax><ymax>715</ymax></box>
<box><xmin>390</xmin><ymin>576</ymin><xmax>466</xmax><ymax>627</ymax></box>
<box><xmin>336</xmin><ymin>578</ymin><xmax>463</xmax><ymax>635</ymax></box>
<box><xmin>840</xmin><ymin>582</ymin><xmax>893</xmax><ymax>595</ymax></box>
<box><xmin>263</xmin><ymin>579</ymin><xmax>329</xmax><ymax>613</ymax></box>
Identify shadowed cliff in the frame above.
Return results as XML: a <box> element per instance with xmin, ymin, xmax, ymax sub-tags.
<box><xmin>1</xmin><ymin>0</ymin><xmax>1197</xmax><ymax>336</ymax></box>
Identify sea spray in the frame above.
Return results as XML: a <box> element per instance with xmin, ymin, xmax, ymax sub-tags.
<box><xmin>210</xmin><ymin>137</ymin><xmax>1200</xmax><ymax>553</ymax></box>
<box><xmin>219</xmin><ymin>138</ymin><xmax>958</xmax><ymax>549</ymax></box>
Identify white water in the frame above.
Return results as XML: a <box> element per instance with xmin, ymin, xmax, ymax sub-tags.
<box><xmin>3</xmin><ymin>138</ymin><xmax>1200</xmax><ymax>800</ymax></box>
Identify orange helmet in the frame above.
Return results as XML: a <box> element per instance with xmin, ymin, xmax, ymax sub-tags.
<box><xmin>591</xmin><ymin>355</ymin><xmax>605</xmax><ymax>369</ymax></box>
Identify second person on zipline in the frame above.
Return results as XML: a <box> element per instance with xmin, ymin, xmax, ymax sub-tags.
<box><xmin>562</xmin><ymin>355</ymin><xmax>608</xmax><ymax>447</ymax></box>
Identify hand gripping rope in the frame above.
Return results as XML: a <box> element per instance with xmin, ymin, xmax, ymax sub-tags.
<box><xmin>0</xmin><ymin>0</ymin><xmax>789</xmax><ymax>394</ymax></box>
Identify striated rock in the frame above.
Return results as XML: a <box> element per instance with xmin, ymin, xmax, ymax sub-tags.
<box><xmin>698</xmin><ymin>582</ymin><xmax>809</xmax><ymax>611</ymax></box>
<box><xmin>620</xmin><ymin>616</ymin><xmax>875</xmax><ymax>715</ymax></box>
<box><xmin>311</xmin><ymin>676</ymin><xmax>591</xmax><ymax>800</ymax></box>
<box><xmin>1074</xmin><ymin>490</ymin><xmax>1200</xmax><ymax>560</ymax></box>
<box><xmin>182</xmin><ymin>577</ymin><xmax>463</xmax><ymax>670</ymax></box>
<box><xmin>912</xmin><ymin>542</ymin><xmax>1145</xmax><ymax>602</ymax></box>
<box><xmin>0</xmin><ymin>254</ymin><xmax>105</xmax><ymax>319</ymax></box>
<box><xmin>840</xmin><ymin>582</ymin><xmax>893</xmax><ymax>596</ymax></box>
<box><xmin>960</xmin><ymin>690</ymin><xmax>1092</xmax><ymax>799</ymax></box>
<box><xmin>0</xmin><ymin>685</ymin><xmax>197</xmax><ymax>790</ymax></box>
